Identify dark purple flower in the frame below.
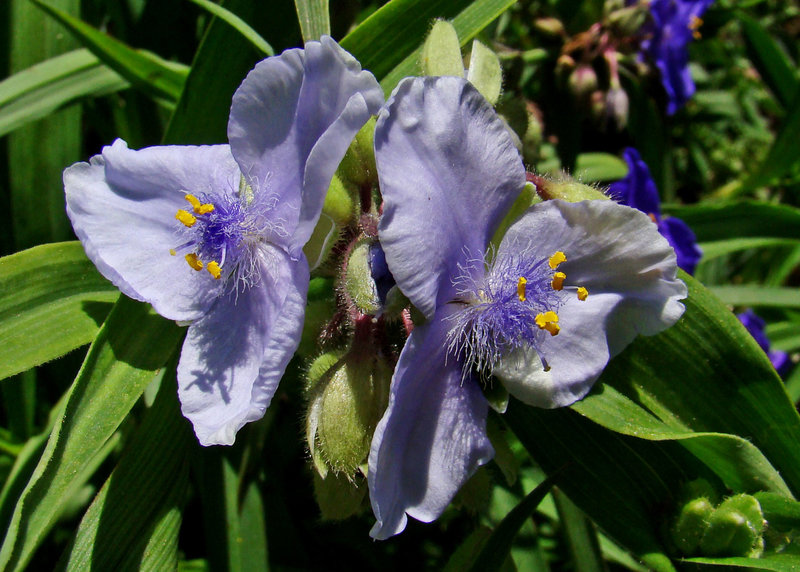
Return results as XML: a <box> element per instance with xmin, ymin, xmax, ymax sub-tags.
<box><xmin>368</xmin><ymin>76</ymin><xmax>686</xmax><ymax>539</ymax></box>
<box><xmin>609</xmin><ymin>147</ymin><xmax>702</xmax><ymax>274</ymax></box>
<box><xmin>65</xmin><ymin>37</ymin><xmax>383</xmax><ymax>445</ymax></box>
<box><xmin>641</xmin><ymin>0</ymin><xmax>714</xmax><ymax>114</ymax></box>
<box><xmin>738</xmin><ymin>310</ymin><xmax>792</xmax><ymax>377</ymax></box>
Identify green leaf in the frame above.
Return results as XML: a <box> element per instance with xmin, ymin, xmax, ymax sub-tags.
<box><xmin>505</xmin><ymin>401</ymin><xmax>680</xmax><ymax>572</ymax></box>
<box><xmin>0</xmin><ymin>48</ymin><xmax>127</xmax><ymax>138</ymax></box>
<box><xmin>753</xmin><ymin>491</ymin><xmax>800</xmax><ymax>530</ymax></box>
<box><xmin>30</xmin><ymin>0</ymin><xmax>188</xmax><ymax>104</ymax></box>
<box><xmin>744</xmin><ymin>89</ymin><xmax>800</xmax><ymax>189</ymax></box>
<box><xmin>553</xmin><ymin>490</ymin><xmax>605</xmax><ymax>572</ymax></box>
<box><xmin>573</xmin><ymin>152</ymin><xmax>629</xmax><ymax>183</ymax></box>
<box><xmin>682</xmin><ymin>554</ymin><xmax>800</xmax><ymax>570</ymax></box>
<box><xmin>710</xmin><ymin>285</ymin><xmax>800</xmax><ymax>308</ymax></box>
<box><xmin>737</xmin><ymin>12</ymin><xmax>798</xmax><ymax>109</ymax></box>
<box><xmin>698</xmin><ymin>238</ymin><xmax>799</xmax><ymax>261</ymax></box>
<box><xmin>663</xmin><ymin>201</ymin><xmax>800</xmax><ymax>243</ymax></box>
<box><xmin>164</xmin><ymin>0</ymin><xmax>263</xmax><ymax>144</ymax></box>
<box><xmin>0</xmin><ymin>242</ymin><xmax>119</xmax><ymax>381</ymax></box>
<box><xmin>294</xmin><ymin>0</ymin><xmax>330</xmax><ymax>42</ymax></box>
<box><xmin>466</xmin><ymin>475</ymin><xmax>557</xmax><ymax>572</ymax></box>
<box><xmin>585</xmin><ymin>274</ymin><xmax>800</xmax><ymax>495</ymax></box>
<box><xmin>0</xmin><ymin>297</ymin><xmax>184</xmax><ymax>572</ymax></box>
<box><xmin>60</xmin><ymin>375</ymin><xmax>191</xmax><ymax>571</ymax></box>
<box><xmin>186</xmin><ymin>0</ymin><xmax>274</xmax><ymax>56</ymax></box>
<box><xmin>340</xmin><ymin>0</ymin><xmax>516</xmax><ymax>92</ymax></box>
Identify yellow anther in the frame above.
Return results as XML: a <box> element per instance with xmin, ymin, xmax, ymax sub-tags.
<box><xmin>176</xmin><ymin>209</ymin><xmax>196</xmax><ymax>227</ymax></box>
<box><xmin>549</xmin><ymin>251</ymin><xmax>567</xmax><ymax>270</ymax></box>
<box><xmin>689</xmin><ymin>16</ymin><xmax>703</xmax><ymax>39</ymax></box>
<box><xmin>169</xmin><ymin>249</ymin><xmax>176</xmax><ymax>256</ymax></box>
<box><xmin>185</xmin><ymin>253</ymin><xmax>203</xmax><ymax>271</ymax></box>
<box><xmin>517</xmin><ymin>277</ymin><xmax>527</xmax><ymax>302</ymax></box>
<box><xmin>551</xmin><ymin>272</ymin><xmax>566</xmax><ymax>291</ymax></box>
<box><xmin>577</xmin><ymin>287</ymin><xmax>589</xmax><ymax>301</ymax></box>
<box><xmin>535</xmin><ymin>311</ymin><xmax>560</xmax><ymax>336</ymax></box>
<box><xmin>185</xmin><ymin>193</ymin><xmax>215</xmax><ymax>215</ymax></box>
<box><xmin>207</xmin><ymin>261</ymin><xmax>222</xmax><ymax>280</ymax></box>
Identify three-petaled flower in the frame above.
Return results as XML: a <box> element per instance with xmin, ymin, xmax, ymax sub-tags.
<box><xmin>65</xmin><ymin>37</ymin><xmax>383</xmax><ymax>445</ymax></box>
<box><xmin>368</xmin><ymin>76</ymin><xmax>687</xmax><ymax>539</ymax></box>
<box><xmin>642</xmin><ymin>0</ymin><xmax>715</xmax><ymax>114</ymax></box>
<box><xmin>609</xmin><ymin>147</ymin><xmax>703</xmax><ymax>274</ymax></box>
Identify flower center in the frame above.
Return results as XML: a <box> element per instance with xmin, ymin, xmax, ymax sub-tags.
<box><xmin>170</xmin><ymin>190</ymin><xmax>273</xmax><ymax>287</ymax></box>
<box><xmin>446</xmin><ymin>250</ymin><xmax>588</xmax><ymax>377</ymax></box>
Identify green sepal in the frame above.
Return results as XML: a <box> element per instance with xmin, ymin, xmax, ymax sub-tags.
<box><xmin>421</xmin><ymin>19</ymin><xmax>464</xmax><ymax>77</ymax></box>
<box><xmin>337</xmin><ymin>117</ymin><xmax>378</xmax><ymax>189</ymax></box>
<box><xmin>466</xmin><ymin>40</ymin><xmax>502</xmax><ymax>105</ymax></box>
<box><xmin>531</xmin><ymin>173</ymin><xmax>610</xmax><ymax>202</ymax></box>
<box><xmin>312</xmin><ymin>470</ymin><xmax>367</xmax><ymax>521</ymax></box>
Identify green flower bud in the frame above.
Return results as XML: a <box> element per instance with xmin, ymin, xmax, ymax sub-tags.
<box><xmin>568</xmin><ymin>65</ymin><xmax>598</xmax><ymax>103</ymax></box>
<box><xmin>606</xmin><ymin>5</ymin><xmax>648</xmax><ymax>36</ymax></box>
<box><xmin>533</xmin><ymin>17</ymin><xmax>565</xmax><ymax>38</ymax></box>
<box><xmin>305</xmin><ymin>348</ymin><xmax>391</xmax><ymax>478</ymax></box>
<box><xmin>313</xmin><ymin>470</ymin><xmax>367</xmax><ymax>521</ymax></box>
<box><xmin>421</xmin><ymin>19</ymin><xmax>464</xmax><ymax>77</ymax></box>
<box><xmin>700</xmin><ymin>495</ymin><xmax>766</xmax><ymax>558</ymax></box>
<box><xmin>466</xmin><ymin>40</ymin><xmax>502</xmax><ymax>105</ymax></box>
<box><xmin>337</xmin><ymin>117</ymin><xmax>378</xmax><ymax>189</ymax></box>
<box><xmin>672</xmin><ymin>497</ymin><xmax>714</xmax><ymax>554</ymax></box>
<box><xmin>530</xmin><ymin>173</ymin><xmax>609</xmax><ymax>202</ymax></box>
<box><xmin>345</xmin><ymin>238</ymin><xmax>382</xmax><ymax>315</ymax></box>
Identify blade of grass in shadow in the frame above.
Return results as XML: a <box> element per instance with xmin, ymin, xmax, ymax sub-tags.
<box><xmin>187</xmin><ymin>0</ymin><xmax>274</xmax><ymax>56</ymax></box>
<box><xmin>294</xmin><ymin>0</ymin><xmax>330</xmax><ymax>42</ymax></box>
<box><xmin>30</xmin><ymin>0</ymin><xmax>187</xmax><ymax>104</ymax></box>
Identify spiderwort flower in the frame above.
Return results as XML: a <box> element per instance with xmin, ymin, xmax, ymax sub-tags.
<box><xmin>368</xmin><ymin>76</ymin><xmax>687</xmax><ymax>539</ymax></box>
<box><xmin>64</xmin><ymin>37</ymin><xmax>383</xmax><ymax>445</ymax></box>
<box><xmin>737</xmin><ymin>310</ymin><xmax>792</xmax><ymax>377</ymax></box>
<box><xmin>609</xmin><ymin>147</ymin><xmax>702</xmax><ymax>274</ymax></box>
<box><xmin>641</xmin><ymin>0</ymin><xmax>715</xmax><ymax>114</ymax></box>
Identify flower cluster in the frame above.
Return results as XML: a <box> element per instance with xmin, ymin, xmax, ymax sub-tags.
<box><xmin>65</xmin><ymin>39</ymin><xmax>687</xmax><ymax>538</ymax></box>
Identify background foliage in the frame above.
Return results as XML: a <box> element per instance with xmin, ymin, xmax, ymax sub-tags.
<box><xmin>0</xmin><ymin>0</ymin><xmax>799</xmax><ymax>569</ymax></box>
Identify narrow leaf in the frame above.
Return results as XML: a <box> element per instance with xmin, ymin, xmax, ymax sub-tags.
<box><xmin>30</xmin><ymin>0</ymin><xmax>187</xmax><ymax>104</ymax></box>
<box><xmin>710</xmin><ymin>285</ymin><xmax>800</xmax><ymax>308</ymax></box>
<box><xmin>294</xmin><ymin>0</ymin><xmax>330</xmax><ymax>42</ymax></box>
<box><xmin>0</xmin><ymin>297</ymin><xmax>184</xmax><ymax>572</ymax></box>
<box><xmin>0</xmin><ymin>49</ymin><xmax>127</xmax><ymax>137</ymax></box>
<box><xmin>663</xmin><ymin>201</ymin><xmax>800</xmax><ymax>242</ymax></box>
<box><xmin>60</xmin><ymin>375</ymin><xmax>192</xmax><ymax>571</ymax></box>
<box><xmin>467</xmin><ymin>475</ymin><xmax>558</xmax><ymax>572</ymax></box>
<box><xmin>0</xmin><ymin>242</ymin><xmax>118</xmax><ymax>381</ymax></box>
<box><xmin>187</xmin><ymin>0</ymin><xmax>274</xmax><ymax>56</ymax></box>
<box><xmin>737</xmin><ymin>12</ymin><xmax>798</xmax><ymax>108</ymax></box>
<box><xmin>744</xmin><ymin>89</ymin><xmax>800</xmax><ymax>189</ymax></box>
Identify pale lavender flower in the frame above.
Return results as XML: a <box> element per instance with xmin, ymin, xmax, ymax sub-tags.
<box><xmin>65</xmin><ymin>37</ymin><xmax>383</xmax><ymax>445</ymax></box>
<box><xmin>368</xmin><ymin>76</ymin><xmax>686</xmax><ymax>539</ymax></box>
<box><xmin>642</xmin><ymin>0</ymin><xmax>715</xmax><ymax>114</ymax></box>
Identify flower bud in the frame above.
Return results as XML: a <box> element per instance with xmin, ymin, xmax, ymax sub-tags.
<box><xmin>533</xmin><ymin>17</ymin><xmax>565</xmax><ymax>38</ymax></box>
<box><xmin>345</xmin><ymin>238</ymin><xmax>382</xmax><ymax>315</ymax></box>
<box><xmin>467</xmin><ymin>40</ymin><xmax>502</xmax><ymax>105</ymax></box>
<box><xmin>305</xmin><ymin>347</ymin><xmax>391</xmax><ymax>478</ymax></box>
<box><xmin>568</xmin><ymin>65</ymin><xmax>598</xmax><ymax>103</ymax></box>
<box><xmin>337</xmin><ymin>117</ymin><xmax>378</xmax><ymax>189</ymax></box>
<box><xmin>700</xmin><ymin>494</ymin><xmax>765</xmax><ymax>558</ymax></box>
<box><xmin>529</xmin><ymin>173</ymin><xmax>609</xmax><ymax>202</ymax></box>
<box><xmin>606</xmin><ymin>5</ymin><xmax>648</xmax><ymax>36</ymax></box>
<box><xmin>421</xmin><ymin>19</ymin><xmax>465</xmax><ymax>78</ymax></box>
<box><xmin>604</xmin><ymin>87</ymin><xmax>629</xmax><ymax>130</ymax></box>
<box><xmin>672</xmin><ymin>497</ymin><xmax>714</xmax><ymax>554</ymax></box>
